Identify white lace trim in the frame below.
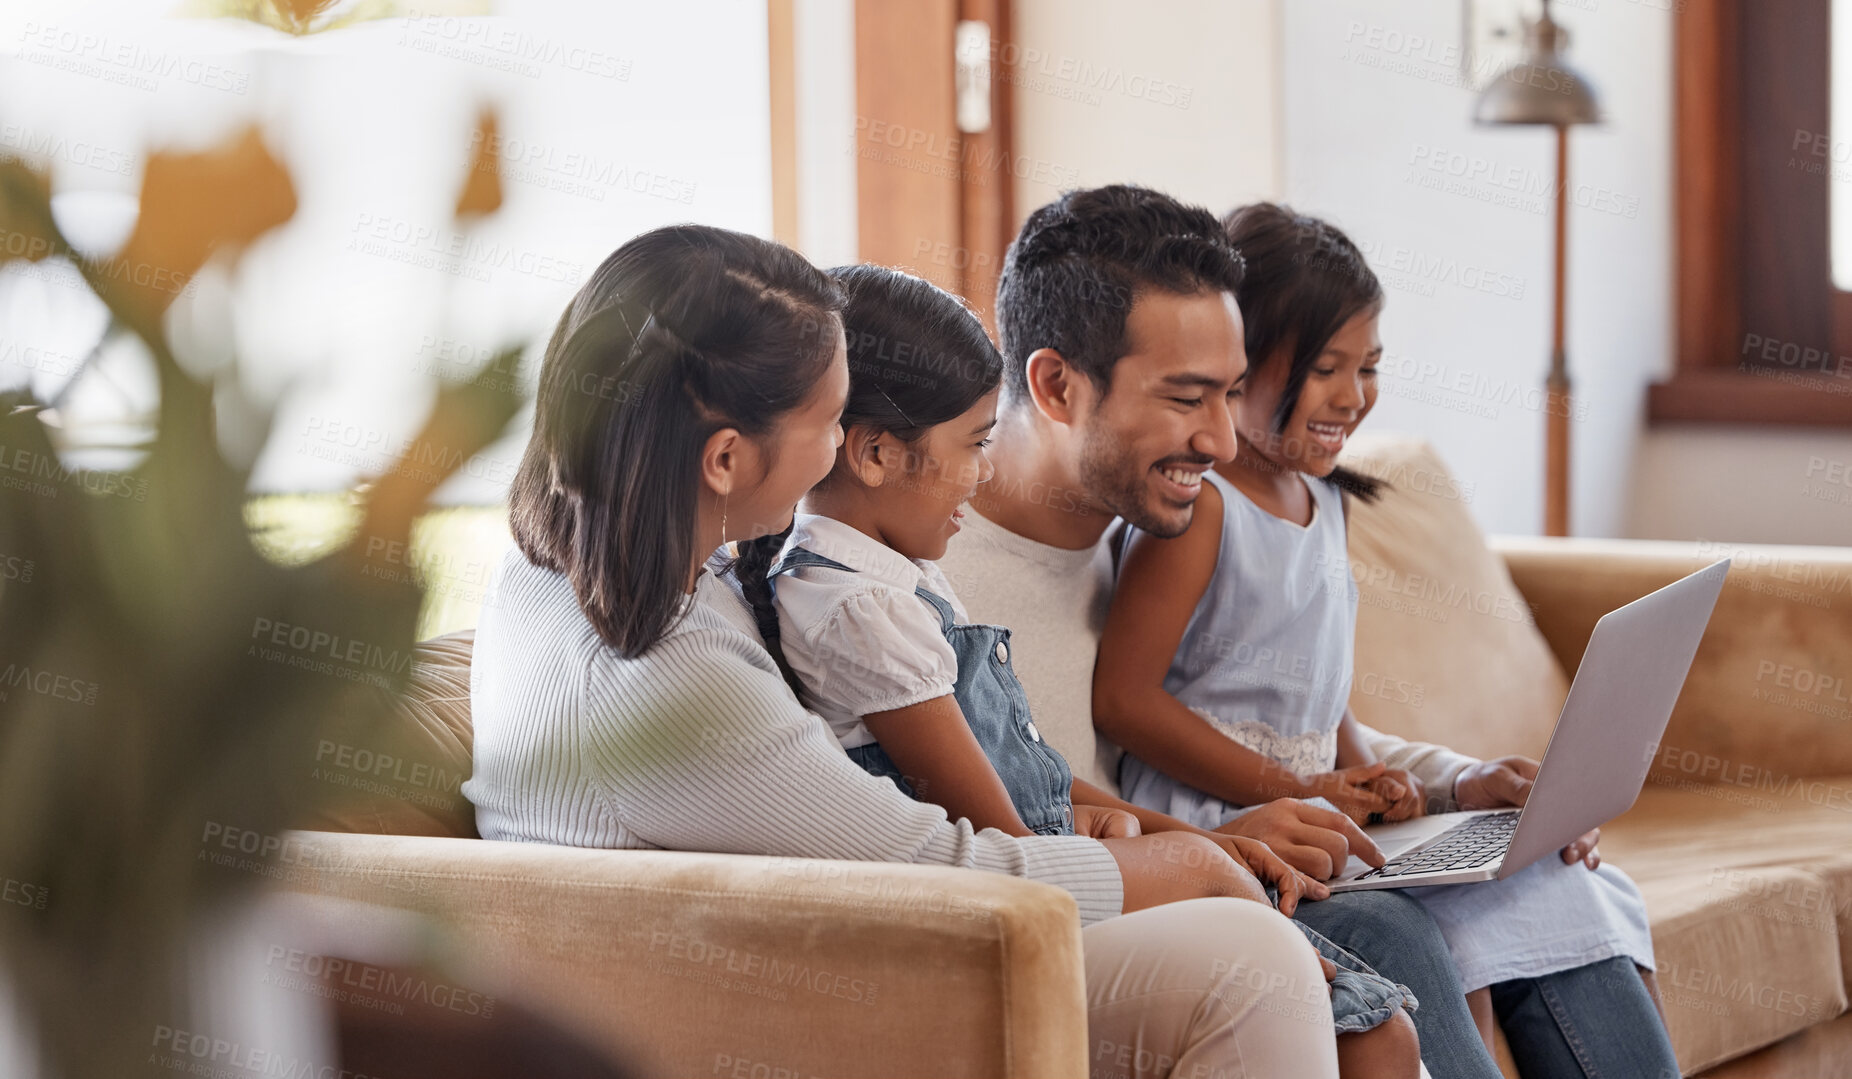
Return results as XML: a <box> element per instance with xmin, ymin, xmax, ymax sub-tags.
<box><xmin>1192</xmin><ymin>706</ymin><xmax>1337</xmax><ymax>776</ymax></box>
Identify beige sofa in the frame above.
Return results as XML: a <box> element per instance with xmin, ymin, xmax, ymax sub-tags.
<box><xmin>275</xmin><ymin>437</ymin><xmax>1852</xmax><ymax>1077</ymax></box>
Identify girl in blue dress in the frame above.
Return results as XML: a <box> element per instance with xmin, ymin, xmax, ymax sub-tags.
<box><xmin>1094</xmin><ymin>202</ymin><xmax>1676</xmax><ymax>1073</ymax></box>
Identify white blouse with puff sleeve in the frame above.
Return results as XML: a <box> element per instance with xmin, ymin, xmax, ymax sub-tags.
<box><xmin>772</xmin><ymin>514</ymin><xmax>969</xmax><ymax>749</ymax></box>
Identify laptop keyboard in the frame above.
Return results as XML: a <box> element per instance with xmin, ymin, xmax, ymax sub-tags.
<box><xmin>1355</xmin><ymin>810</ymin><xmax>1521</xmax><ymax>880</ymax></box>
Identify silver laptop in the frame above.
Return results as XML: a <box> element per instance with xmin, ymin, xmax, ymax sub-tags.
<box><xmin>1327</xmin><ymin>557</ymin><xmax>1731</xmax><ymax>892</ymax></box>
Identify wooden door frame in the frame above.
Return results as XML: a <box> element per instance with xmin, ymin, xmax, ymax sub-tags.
<box><xmin>850</xmin><ymin>0</ymin><xmax>1015</xmax><ymax>330</ymax></box>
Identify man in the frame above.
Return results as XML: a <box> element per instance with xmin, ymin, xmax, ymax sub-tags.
<box><xmin>938</xmin><ymin>185</ymin><xmax>1572</xmax><ymax>1079</ymax></box>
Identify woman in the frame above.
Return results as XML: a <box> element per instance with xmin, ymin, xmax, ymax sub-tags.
<box><xmin>462</xmin><ymin>224</ymin><xmax>1349</xmax><ymax>1079</ymax></box>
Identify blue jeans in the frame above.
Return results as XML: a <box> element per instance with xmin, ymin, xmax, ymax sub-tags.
<box><xmin>1491</xmin><ymin>956</ymin><xmax>1680</xmax><ymax>1079</ymax></box>
<box><xmin>1294</xmin><ymin>889</ymin><xmax>1502</xmax><ymax>1079</ymax></box>
<box><xmin>1295</xmin><ymin>892</ymin><xmax>1679</xmax><ymax>1079</ymax></box>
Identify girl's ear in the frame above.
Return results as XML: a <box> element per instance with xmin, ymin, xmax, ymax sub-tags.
<box><xmin>700</xmin><ymin>427</ymin><xmax>748</xmax><ymax>497</ymax></box>
<box><xmin>842</xmin><ymin>424</ymin><xmax>891</xmax><ymax>488</ymax></box>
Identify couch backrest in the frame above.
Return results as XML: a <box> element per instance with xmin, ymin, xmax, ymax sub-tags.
<box><xmin>296</xmin><ymin>630</ymin><xmax>479</xmax><ymax>838</ymax></box>
<box><xmin>1339</xmin><ymin>434</ymin><xmax>1569</xmax><ymax>762</ymax></box>
<box><xmin>314</xmin><ymin>437</ymin><xmax>1570</xmax><ymax>835</ymax></box>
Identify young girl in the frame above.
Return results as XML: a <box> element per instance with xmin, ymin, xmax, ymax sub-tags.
<box><xmin>734</xmin><ymin>263</ymin><xmax>1421</xmax><ymax>1076</ymax></box>
<box><xmin>1094</xmin><ymin>203</ymin><xmax>1675</xmax><ymax>1073</ymax></box>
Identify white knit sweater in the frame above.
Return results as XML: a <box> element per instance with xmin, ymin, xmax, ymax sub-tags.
<box><xmin>462</xmin><ymin>548</ymin><xmax>1124</xmax><ymax>925</ymax></box>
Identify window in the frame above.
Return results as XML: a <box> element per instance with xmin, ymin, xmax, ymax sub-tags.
<box><xmin>1656</xmin><ymin>0</ymin><xmax>1852</xmax><ymax>426</ymax></box>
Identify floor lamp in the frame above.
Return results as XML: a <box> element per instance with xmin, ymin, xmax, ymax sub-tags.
<box><xmin>1474</xmin><ymin>0</ymin><xmax>1602</xmax><ymax>537</ymax></box>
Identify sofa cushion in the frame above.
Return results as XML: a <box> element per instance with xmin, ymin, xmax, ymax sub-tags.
<box><xmin>298</xmin><ymin>630</ymin><xmax>478</xmax><ymax>838</ymax></box>
<box><xmin>1337</xmin><ymin>434</ymin><xmax>1569</xmax><ymax>761</ymax></box>
<box><xmin>1600</xmin><ymin>781</ymin><xmax>1852</xmax><ymax>1073</ymax></box>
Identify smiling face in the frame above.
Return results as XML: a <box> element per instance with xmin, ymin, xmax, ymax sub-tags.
<box><xmin>860</xmin><ymin>386</ymin><xmax>999</xmax><ymax>561</ymax></box>
<box><xmin>1236</xmin><ymin>307</ymin><xmax>1380</xmax><ymax>478</ymax></box>
<box><xmin>1071</xmin><ymin>289</ymin><xmax>1247</xmax><ymax>537</ymax></box>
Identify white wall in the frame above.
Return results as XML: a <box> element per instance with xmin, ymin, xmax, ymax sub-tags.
<box><xmin>1279</xmin><ymin>0</ymin><xmax>1852</xmax><ymax>543</ymax></box>
<box><xmin>0</xmin><ymin>0</ymin><xmax>776</xmax><ymax>501</ymax></box>
<box><xmin>793</xmin><ymin>0</ymin><xmax>858</xmax><ymax>269</ymax></box>
<box><xmin>1279</xmin><ymin>0</ymin><xmax>1671</xmax><ymax>538</ymax></box>
<box><xmin>1011</xmin><ymin>0</ymin><xmax>1280</xmax><ymax>223</ymax></box>
<box><xmin>1627</xmin><ymin>429</ymin><xmax>1852</xmax><ymax>544</ymax></box>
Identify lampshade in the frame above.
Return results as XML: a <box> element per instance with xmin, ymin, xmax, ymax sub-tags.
<box><xmin>1474</xmin><ymin>2</ymin><xmax>1602</xmax><ymax>126</ymax></box>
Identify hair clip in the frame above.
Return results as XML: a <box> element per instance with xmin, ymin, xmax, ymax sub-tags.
<box><xmin>872</xmin><ymin>383</ymin><xmax>918</xmax><ymax>429</ymax></box>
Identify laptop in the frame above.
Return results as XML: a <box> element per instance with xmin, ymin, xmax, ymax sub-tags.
<box><xmin>1327</xmin><ymin>557</ymin><xmax>1731</xmax><ymax>892</ymax></box>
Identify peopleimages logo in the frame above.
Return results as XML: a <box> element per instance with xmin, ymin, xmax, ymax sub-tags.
<box><xmin>263</xmin><ymin>946</ymin><xmax>497</xmax><ymax>1018</ymax></box>
<box><xmin>14</xmin><ymin>21</ymin><xmax>250</xmax><ymax>95</ymax></box>
<box><xmin>0</xmin><ymin>663</ymin><xmax>98</xmax><ymax>705</ymax></box>
<box><xmin>647</xmin><ymin>930</ymin><xmax>880</xmax><ymax>1005</ymax></box>
<box><xmin>1407</xmin><ymin>143</ymin><xmax>1641</xmax><ymax>219</ymax></box>
<box><xmin>1357</xmin><ymin>239</ymin><xmax>1526</xmax><ymax>299</ymax></box>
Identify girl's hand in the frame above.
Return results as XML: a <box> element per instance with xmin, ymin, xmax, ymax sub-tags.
<box><xmin>1205</xmin><ymin>833</ymin><xmax>1331</xmax><ymax>917</ymax></box>
<box><xmin>1455</xmin><ymin>755</ymin><xmax>1601</xmax><ymax>870</ymax></box>
<box><xmin>1074</xmin><ymin>804</ymin><xmax>1141</xmax><ymax>838</ymax></box>
<box><xmin>1305</xmin><ymin>762</ymin><xmax>1396</xmax><ymax>826</ymax></box>
<box><xmin>1366</xmin><ymin>768</ymin><xmax>1425</xmax><ymax>822</ymax></box>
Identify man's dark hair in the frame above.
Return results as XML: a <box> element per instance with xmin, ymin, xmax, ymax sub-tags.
<box><xmin>994</xmin><ymin>184</ymin><xmax>1246</xmax><ymax>401</ymax></box>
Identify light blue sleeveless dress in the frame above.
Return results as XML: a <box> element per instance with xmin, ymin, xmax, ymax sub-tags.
<box><xmin>1117</xmin><ymin>471</ymin><xmax>1655</xmax><ymax>993</ymax></box>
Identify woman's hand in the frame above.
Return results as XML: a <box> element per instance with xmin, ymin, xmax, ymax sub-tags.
<box><xmin>1366</xmin><ymin>768</ymin><xmax>1425</xmax><ymax>822</ymax></box>
<box><xmin>1074</xmin><ymin>804</ymin><xmax>1141</xmax><ymax>838</ymax></box>
<box><xmin>1203</xmin><ymin>832</ymin><xmax>1331</xmax><ymax>916</ymax></box>
<box><xmin>1305</xmin><ymin>762</ymin><xmax>1396</xmax><ymax>825</ymax></box>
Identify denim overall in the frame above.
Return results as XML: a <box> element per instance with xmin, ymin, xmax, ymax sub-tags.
<box><xmin>772</xmin><ymin>547</ymin><xmax>1076</xmax><ymax>837</ymax></box>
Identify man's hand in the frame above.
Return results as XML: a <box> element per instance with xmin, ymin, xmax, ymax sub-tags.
<box><xmin>1454</xmin><ymin>755</ymin><xmax>1601</xmax><ymax>870</ymax></box>
<box><xmin>1074</xmin><ymin>804</ymin><xmax>1141</xmax><ymax>838</ymax></box>
<box><xmin>1200</xmin><ymin>832</ymin><xmax>1330</xmax><ymax>916</ymax></box>
<box><xmin>1366</xmin><ymin>768</ymin><xmax>1425</xmax><ymax>822</ymax></box>
<box><xmin>1213</xmin><ymin>799</ymin><xmax>1385</xmax><ymax>881</ymax></box>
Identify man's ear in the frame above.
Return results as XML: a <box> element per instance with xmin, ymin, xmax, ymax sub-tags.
<box><xmin>700</xmin><ymin>427</ymin><xmax>746</xmax><ymax>497</ymax></box>
<box><xmin>843</xmin><ymin>424</ymin><xmax>892</xmax><ymax>488</ymax></box>
<box><xmin>1024</xmin><ymin>347</ymin><xmax>1084</xmax><ymax>425</ymax></box>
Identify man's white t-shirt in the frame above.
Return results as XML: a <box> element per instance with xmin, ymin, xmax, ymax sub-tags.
<box><xmin>937</xmin><ymin>508</ymin><xmax>1126</xmax><ymax>792</ymax></box>
<box><xmin>937</xmin><ymin>506</ymin><xmax>1477</xmax><ymax>803</ymax></box>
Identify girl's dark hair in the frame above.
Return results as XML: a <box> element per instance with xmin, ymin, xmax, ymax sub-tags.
<box><xmin>1221</xmin><ymin>201</ymin><xmax>1385</xmax><ymax>503</ymax></box>
<box><xmin>734</xmin><ymin>264</ymin><xmax>1005</xmax><ymax>699</ymax></box>
<box><xmin>509</xmin><ymin>224</ymin><xmax>844</xmax><ymax>658</ymax></box>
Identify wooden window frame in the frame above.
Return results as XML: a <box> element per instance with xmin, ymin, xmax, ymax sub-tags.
<box><xmin>1653</xmin><ymin>0</ymin><xmax>1852</xmax><ymax>426</ymax></box>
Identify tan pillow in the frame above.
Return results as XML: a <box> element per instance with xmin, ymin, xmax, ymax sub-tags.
<box><xmin>298</xmin><ymin>630</ymin><xmax>478</xmax><ymax>838</ymax></box>
<box><xmin>1338</xmin><ymin>434</ymin><xmax>1567</xmax><ymax>761</ymax></box>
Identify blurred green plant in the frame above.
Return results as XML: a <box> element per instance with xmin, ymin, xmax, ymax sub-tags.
<box><xmin>0</xmin><ymin>119</ymin><xmax>521</xmax><ymax>1076</ymax></box>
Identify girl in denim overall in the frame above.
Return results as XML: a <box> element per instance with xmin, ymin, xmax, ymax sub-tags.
<box><xmin>730</xmin><ymin>264</ymin><xmax>1418</xmax><ymax>1052</ymax></box>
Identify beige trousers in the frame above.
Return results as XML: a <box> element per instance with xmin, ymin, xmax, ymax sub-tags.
<box><xmin>1082</xmin><ymin>898</ymin><xmax>1339</xmax><ymax>1079</ymax></box>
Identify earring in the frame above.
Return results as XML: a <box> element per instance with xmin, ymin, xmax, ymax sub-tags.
<box><xmin>720</xmin><ymin>493</ymin><xmax>729</xmax><ymax>550</ymax></box>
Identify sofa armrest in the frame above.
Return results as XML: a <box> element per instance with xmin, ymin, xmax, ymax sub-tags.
<box><xmin>275</xmin><ymin>831</ymin><xmax>1089</xmax><ymax>1078</ymax></box>
<box><xmin>1491</xmin><ymin>536</ymin><xmax>1852</xmax><ymax>784</ymax></box>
